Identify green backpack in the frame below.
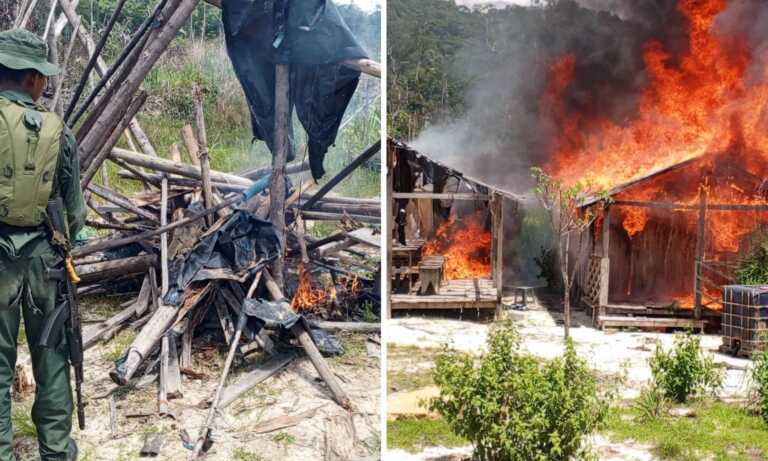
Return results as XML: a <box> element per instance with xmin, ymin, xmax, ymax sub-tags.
<box><xmin>0</xmin><ymin>96</ymin><xmax>63</xmax><ymax>227</ymax></box>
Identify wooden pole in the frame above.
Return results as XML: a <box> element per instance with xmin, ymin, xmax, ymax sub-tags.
<box><xmin>110</xmin><ymin>148</ymin><xmax>252</xmax><ymax>187</ymax></box>
<box><xmin>300</xmin><ymin>141</ymin><xmax>381</xmax><ymax>210</ymax></box>
<box><xmin>492</xmin><ymin>193</ymin><xmax>504</xmax><ymax>318</ymax></box>
<box><xmin>261</xmin><ymin>270</ymin><xmax>352</xmax><ymax>409</ymax></box>
<box><xmin>191</xmin><ymin>310</ymin><xmax>247</xmax><ymax>458</ymax></box>
<box><xmin>269</xmin><ymin>63</ymin><xmax>290</xmax><ymax>289</ymax></box>
<box><xmin>77</xmin><ymin>0</ymin><xmax>200</xmax><ymax>165</ymax></box>
<box><xmin>194</xmin><ymin>86</ymin><xmax>216</xmax><ymax>226</ymax></box>
<box><xmin>693</xmin><ymin>188</ymin><xmax>707</xmax><ymax>320</ymax></box>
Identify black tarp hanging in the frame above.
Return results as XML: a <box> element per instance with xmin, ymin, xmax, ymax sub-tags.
<box><xmin>222</xmin><ymin>0</ymin><xmax>368</xmax><ymax>181</ymax></box>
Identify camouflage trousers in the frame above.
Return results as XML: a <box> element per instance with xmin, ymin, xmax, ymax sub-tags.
<box><xmin>0</xmin><ymin>237</ymin><xmax>73</xmax><ymax>461</ymax></box>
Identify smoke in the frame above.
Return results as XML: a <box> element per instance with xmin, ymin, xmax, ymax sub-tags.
<box><xmin>410</xmin><ymin>0</ymin><xmax>768</xmax><ymax>194</ymax></box>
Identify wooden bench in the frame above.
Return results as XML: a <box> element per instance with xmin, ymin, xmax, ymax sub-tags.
<box><xmin>418</xmin><ymin>256</ymin><xmax>445</xmax><ymax>295</ymax></box>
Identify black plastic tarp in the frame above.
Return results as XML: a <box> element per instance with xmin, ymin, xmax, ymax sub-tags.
<box><xmin>222</xmin><ymin>0</ymin><xmax>368</xmax><ymax>181</ymax></box>
<box><xmin>242</xmin><ymin>298</ymin><xmax>343</xmax><ymax>355</ymax></box>
<box><xmin>164</xmin><ymin>210</ymin><xmax>281</xmax><ymax>306</ymax></box>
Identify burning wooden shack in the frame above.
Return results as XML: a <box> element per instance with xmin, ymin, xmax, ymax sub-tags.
<box><xmin>577</xmin><ymin>151</ymin><xmax>768</xmax><ymax>331</ymax></box>
<box><xmin>386</xmin><ymin>139</ymin><xmax>520</xmax><ymax>315</ymax></box>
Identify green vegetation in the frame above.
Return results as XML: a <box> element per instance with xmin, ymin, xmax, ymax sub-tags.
<box><xmin>104</xmin><ymin>329</ymin><xmax>138</xmax><ymax>363</ymax></box>
<box><xmin>387</xmin><ymin>345</ymin><xmax>443</xmax><ymax>392</ymax></box>
<box><xmin>605</xmin><ymin>400</ymin><xmax>768</xmax><ymax>461</ymax></box>
<box><xmin>736</xmin><ymin>232</ymin><xmax>768</xmax><ymax>284</ymax></box>
<box><xmin>387</xmin><ymin>417</ymin><xmax>467</xmax><ymax>453</ymax></box>
<box><xmin>751</xmin><ymin>346</ymin><xmax>768</xmax><ymax>425</ymax></box>
<box><xmin>11</xmin><ymin>404</ymin><xmax>36</xmax><ymax>438</ymax></box>
<box><xmin>232</xmin><ymin>448</ymin><xmax>265</xmax><ymax>461</ymax></box>
<box><xmin>50</xmin><ymin>1</ymin><xmax>382</xmax><ymax>201</ymax></box>
<box><xmin>271</xmin><ymin>431</ymin><xmax>296</xmax><ymax>447</ymax></box>
<box><xmin>429</xmin><ymin>322</ymin><xmax>613</xmax><ymax>460</ymax></box>
<box><xmin>649</xmin><ymin>333</ymin><xmax>723</xmax><ymax>403</ymax></box>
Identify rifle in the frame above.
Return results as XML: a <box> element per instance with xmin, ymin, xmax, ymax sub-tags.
<box><xmin>39</xmin><ymin>197</ymin><xmax>85</xmax><ymax>430</ymax></box>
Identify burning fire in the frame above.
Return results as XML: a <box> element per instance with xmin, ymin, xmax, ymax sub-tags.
<box><xmin>291</xmin><ymin>264</ymin><xmax>361</xmax><ymax>313</ymax></box>
<box><xmin>544</xmin><ymin>0</ymin><xmax>768</xmax><ymax>254</ymax></box>
<box><xmin>291</xmin><ymin>264</ymin><xmax>328</xmax><ymax>312</ymax></box>
<box><xmin>422</xmin><ymin>211</ymin><xmax>492</xmax><ymax>280</ymax></box>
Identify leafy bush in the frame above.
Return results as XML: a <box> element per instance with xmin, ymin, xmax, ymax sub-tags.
<box><xmin>736</xmin><ymin>234</ymin><xmax>768</xmax><ymax>284</ymax></box>
<box><xmin>751</xmin><ymin>347</ymin><xmax>768</xmax><ymax>425</ymax></box>
<box><xmin>649</xmin><ymin>333</ymin><xmax>723</xmax><ymax>403</ymax></box>
<box><xmin>634</xmin><ymin>381</ymin><xmax>670</xmax><ymax>422</ymax></box>
<box><xmin>429</xmin><ymin>322</ymin><xmax>611</xmax><ymax>461</ymax></box>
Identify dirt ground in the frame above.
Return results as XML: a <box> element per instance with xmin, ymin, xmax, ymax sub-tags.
<box><xmin>12</xmin><ymin>299</ymin><xmax>381</xmax><ymax>461</ymax></box>
<box><xmin>385</xmin><ymin>293</ymin><xmax>752</xmax><ymax>461</ymax></box>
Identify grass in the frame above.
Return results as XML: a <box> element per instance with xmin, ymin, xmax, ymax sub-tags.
<box><xmin>12</xmin><ymin>404</ymin><xmax>36</xmax><ymax>438</ymax></box>
<box><xmin>232</xmin><ymin>448</ymin><xmax>265</xmax><ymax>461</ymax></box>
<box><xmin>605</xmin><ymin>400</ymin><xmax>768</xmax><ymax>460</ymax></box>
<box><xmin>271</xmin><ymin>431</ymin><xmax>296</xmax><ymax>447</ymax></box>
<box><xmin>104</xmin><ymin>329</ymin><xmax>138</xmax><ymax>363</ymax></box>
<box><xmin>387</xmin><ymin>345</ymin><xmax>443</xmax><ymax>393</ymax></box>
<box><xmin>387</xmin><ymin>417</ymin><xmax>467</xmax><ymax>453</ymax></box>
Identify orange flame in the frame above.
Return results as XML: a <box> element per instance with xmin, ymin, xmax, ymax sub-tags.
<box><xmin>422</xmin><ymin>211</ymin><xmax>492</xmax><ymax>280</ymax></box>
<box><xmin>291</xmin><ymin>264</ymin><xmax>327</xmax><ymax>312</ymax></box>
<box><xmin>544</xmin><ymin>0</ymin><xmax>768</xmax><ymax>253</ymax></box>
<box><xmin>291</xmin><ymin>264</ymin><xmax>362</xmax><ymax>312</ymax></box>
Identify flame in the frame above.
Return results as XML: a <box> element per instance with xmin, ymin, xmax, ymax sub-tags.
<box><xmin>422</xmin><ymin>211</ymin><xmax>492</xmax><ymax>280</ymax></box>
<box><xmin>544</xmin><ymin>0</ymin><xmax>768</xmax><ymax>253</ymax></box>
<box><xmin>290</xmin><ymin>264</ymin><xmax>362</xmax><ymax>312</ymax></box>
<box><xmin>291</xmin><ymin>264</ymin><xmax>328</xmax><ymax>312</ymax></box>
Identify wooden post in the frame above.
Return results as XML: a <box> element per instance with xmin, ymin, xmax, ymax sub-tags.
<box><xmin>491</xmin><ymin>193</ymin><xmax>504</xmax><ymax>318</ymax></box>
<box><xmin>693</xmin><ymin>187</ymin><xmax>707</xmax><ymax>320</ymax></box>
<box><xmin>262</xmin><ymin>270</ymin><xmax>352</xmax><ymax>409</ymax></box>
<box><xmin>269</xmin><ymin>63</ymin><xmax>290</xmax><ymax>289</ymax></box>
<box><xmin>194</xmin><ymin>86</ymin><xmax>216</xmax><ymax>227</ymax></box>
<box><xmin>385</xmin><ymin>143</ymin><xmax>394</xmax><ymax>320</ymax></box>
<box><xmin>598</xmin><ymin>206</ymin><xmax>611</xmax><ymax>311</ymax></box>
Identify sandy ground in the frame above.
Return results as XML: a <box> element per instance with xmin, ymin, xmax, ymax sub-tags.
<box><xmin>385</xmin><ymin>295</ymin><xmax>753</xmax><ymax>461</ymax></box>
<box><xmin>11</xmin><ymin>321</ymin><xmax>380</xmax><ymax>460</ymax></box>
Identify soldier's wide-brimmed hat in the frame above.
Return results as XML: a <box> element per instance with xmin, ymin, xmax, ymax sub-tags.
<box><xmin>0</xmin><ymin>29</ymin><xmax>58</xmax><ymax>76</ymax></box>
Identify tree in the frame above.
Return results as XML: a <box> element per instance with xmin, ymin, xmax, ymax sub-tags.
<box><xmin>532</xmin><ymin>167</ymin><xmax>608</xmax><ymax>338</ymax></box>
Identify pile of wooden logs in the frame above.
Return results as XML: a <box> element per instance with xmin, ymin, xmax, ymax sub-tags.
<box><xmin>28</xmin><ymin>1</ymin><xmax>383</xmax><ymax>454</ymax></box>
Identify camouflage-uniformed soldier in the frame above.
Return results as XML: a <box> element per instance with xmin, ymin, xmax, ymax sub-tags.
<box><xmin>0</xmin><ymin>29</ymin><xmax>86</xmax><ymax>461</ymax></box>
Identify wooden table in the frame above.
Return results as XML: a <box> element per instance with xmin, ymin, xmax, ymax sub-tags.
<box><xmin>418</xmin><ymin>256</ymin><xmax>445</xmax><ymax>295</ymax></box>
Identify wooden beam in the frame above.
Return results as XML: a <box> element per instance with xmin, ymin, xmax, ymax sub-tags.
<box><xmin>391</xmin><ymin>192</ymin><xmax>490</xmax><ymax>200</ymax></box>
<box><xmin>301</xmin><ymin>141</ymin><xmax>381</xmax><ymax>210</ymax></box>
<box><xmin>693</xmin><ymin>188</ymin><xmax>707</xmax><ymax>321</ymax></box>
<box><xmin>269</xmin><ymin>63</ymin><xmax>290</xmax><ymax>289</ymax></box>
<box><xmin>194</xmin><ymin>86</ymin><xmax>216</xmax><ymax>226</ymax></box>
<box><xmin>111</xmin><ymin>148</ymin><xmax>252</xmax><ymax>187</ymax></box>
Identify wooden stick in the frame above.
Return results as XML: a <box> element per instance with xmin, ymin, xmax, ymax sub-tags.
<box><xmin>166</xmin><ymin>333</ymin><xmax>182</xmax><ymax>399</ymax></box>
<box><xmin>269</xmin><ymin>63</ymin><xmax>291</xmax><ymax>289</ymax></box>
<box><xmin>87</xmin><ymin>182</ymin><xmax>158</xmax><ymax>223</ymax></box>
<box><xmin>341</xmin><ymin>58</ymin><xmax>381</xmax><ymax>78</ymax></box>
<box><xmin>313</xmin><ymin>321</ymin><xmax>380</xmax><ymax>333</ymax></box>
<box><xmin>160</xmin><ymin>176</ymin><xmax>170</xmax><ymax>296</ymax></box>
<box><xmin>301</xmin><ymin>141</ymin><xmax>381</xmax><ymax>210</ymax></box>
<box><xmin>72</xmin><ymin>195</ymin><xmax>239</xmax><ymax>258</ymax></box>
<box><xmin>191</xmin><ymin>310</ymin><xmax>247</xmax><ymax>458</ymax></box>
<box><xmin>158</xmin><ymin>334</ymin><xmax>170</xmax><ymax>415</ymax></box>
<box><xmin>81</xmin><ymin>92</ymin><xmax>147</xmax><ymax>186</ymax></box>
<box><xmin>64</xmin><ymin>0</ymin><xmax>130</xmax><ymax>122</ymax></box>
<box><xmin>180</xmin><ymin>124</ymin><xmax>201</xmax><ymax>167</ymax></box>
<box><xmin>217</xmin><ymin>352</ymin><xmax>295</xmax><ymax>409</ymax></box>
<box><xmin>194</xmin><ymin>86</ymin><xmax>216</xmax><ymax>226</ymax></box>
<box><xmin>295</xmin><ymin>213</ymin><xmax>309</xmax><ymax>264</ymax></box>
<box><xmin>300</xmin><ymin>210</ymin><xmax>380</xmax><ymax>224</ymax></box>
<box><xmin>78</xmin><ymin>0</ymin><xmax>199</xmax><ymax>167</ymax></box>
<box><xmin>239</xmin><ymin>160</ymin><xmax>308</xmax><ymax>181</ymax></box>
<box><xmin>262</xmin><ymin>270</ymin><xmax>352</xmax><ymax>409</ymax></box>
<box><xmin>111</xmin><ymin>148</ymin><xmax>252</xmax><ymax>187</ymax></box>
<box><xmin>77</xmin><ymin>254</ymin><xmax>157</xmax><ymax>285</ymax></box>
<box><xmin>50</xmin><ymin>20</ymin><xmax>79</xmax><ymax>111</ymax></box>
<box><xmin>18</xmin><ymin>0</ymin><xmax>39</xmax><ymax>29</ymax></box>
